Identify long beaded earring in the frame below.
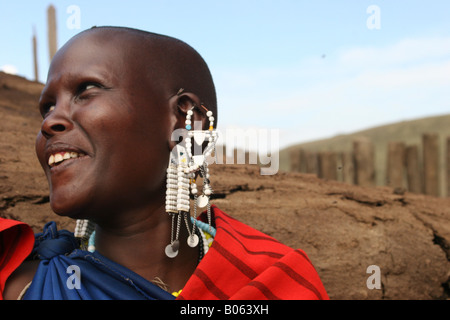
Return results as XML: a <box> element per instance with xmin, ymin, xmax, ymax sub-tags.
<box><xmin>164</xmin><ymin>102</ymin><xmax>218</xmax><ymax>259</ymax></box>
<box><xmin>164</xmin><ymin>144</ymin><xmax>194</xmax><ymax>258</ymax></box>
<box><xmin>185</xmin><ymin>104</ymin><xmax>217</xmax><ymax>234</ymax></box>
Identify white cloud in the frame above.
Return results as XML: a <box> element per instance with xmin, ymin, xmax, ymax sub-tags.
<box><xmin>1</xmin><ymin>64</ymin><xmax>18</xmax><ymax>75</ymax></box>
<box><xmin>338</xmin><ymin>36</ymin><xmax>450</xmax><ymax>69</ymax></box>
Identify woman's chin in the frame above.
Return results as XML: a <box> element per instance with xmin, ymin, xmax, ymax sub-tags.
<box><xmin>50</xmin><ymin>197</ymin><xmax>85</xmax><ymax>219</ymax></box>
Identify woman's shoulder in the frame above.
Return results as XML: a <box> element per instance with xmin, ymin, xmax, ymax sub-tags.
<box><xmin>2</xmin><ymin>259</ymin><xmax>40</xmax><ymax>300</ymax></box>
<box><xmin>1</xmin><ymin>218</ymin><xmax>79</xmax><ymax>299</ymax></box>
<box><xmin>209</xmin><ymin>205</ymin><xmax>297</xmax><ymax>264</ymax></box>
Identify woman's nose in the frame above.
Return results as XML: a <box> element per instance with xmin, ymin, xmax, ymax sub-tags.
<box><xmin>40</xmin><ymin>104</ymin><xmax>73</xmax><ymax>139</ymax></box>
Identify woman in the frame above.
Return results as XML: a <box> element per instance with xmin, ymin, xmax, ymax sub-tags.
<box><xmin>1</xmin><ymin>27</ymin><xmax>328</xmax><ymax>300</ymax></box>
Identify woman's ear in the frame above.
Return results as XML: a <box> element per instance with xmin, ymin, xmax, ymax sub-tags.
<box><xmin>168</xmin><ymin>91</ymin><xmax>207</xmax><ymax>150</ymax></box>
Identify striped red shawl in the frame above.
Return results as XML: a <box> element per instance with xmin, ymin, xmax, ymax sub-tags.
<box><xmin>178</xmin><ymin>205</ymin><xmax>329</xmax><ymax>300</ymax></box>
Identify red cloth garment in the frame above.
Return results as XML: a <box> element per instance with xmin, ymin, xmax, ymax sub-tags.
<box><xmin>0</xmin><ymin>217</ymin><xmax>34</xmax><ymax>300</ymax></box>
<box><xmin>179</xmin><ymin>206</ymin><xmax>329</xmax><ymax>300</ymax></box>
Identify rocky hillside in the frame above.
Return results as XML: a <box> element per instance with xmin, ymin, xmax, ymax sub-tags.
<box><xmin>0</xmin><ymin>71</ymin><xmax>449</xmax><ymax>299</ymax></box>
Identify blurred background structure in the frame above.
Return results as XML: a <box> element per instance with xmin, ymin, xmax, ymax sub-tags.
<box><xmin>47</xmin><ymin>4</ymin><xmax>57</xmax><ymax>62</ymax></box>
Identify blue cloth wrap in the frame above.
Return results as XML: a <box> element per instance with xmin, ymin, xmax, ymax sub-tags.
<box><xmin>23</xmin><ymin>222</ymin><xmax>175</xmax><ymax>300</ymax></box>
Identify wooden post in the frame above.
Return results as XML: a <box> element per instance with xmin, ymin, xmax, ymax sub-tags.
<box><xmin>353</xmin><ymin>138</ymin><xmax>375</xmax><ymax>187</ymax></box>
<box><xmin>341</xmin><ymin>152</ymin><xmax>355</xmax><ymax>184</ymax></box>
<box><xmin>221</xmin><ymin>144</ymin><xmax>227</xmax><ymax>164</ymax></box>
<box><xmin>290</xmin><ymin>149</ymin><xmax>306</xmax><ymax>173</ymax></box>
<box><xmin>447</xmin><ymin>137</ymin><xmax>450</xmax><ymax>197</ymax></box>
<box><xmin>226</xmin><ymin>148</ymin><xmax>234</xmax><ymax>164</ymax></box>
<box><xmin>214</xmin><ymin>144</ymin><xmax>225</xmax><ymax>164</ymax></box>
<box><xmin>290</xmin><ymin>149</ymin><xmax>301</xmax><ymax>172</ymax></box>
<box><xmin>386</xmin><ymin>142</ymin><xmax>406</xmax><ymax>189</ymax></box>
<box><xmin>305</xmin><ymin>151</ymin><xmax>318</xmax><ymax>175</ymax></box>
<box><xmin>298</xmin><ymin>149</ymin><xmax>307</xmax><ymax>173</ymax></box>
<box><xmin>423</xmin><ymin>133</ymin><xmax>439</xmax><ymax>197</ymax></box>
<box><xmin>405</xmin><ymin>145</ymin><xmax>422</xmax><ymax>194</ymax></box>
<box><xmin>243</xmin><ymin>151</ymin><xmax>257</xmax><ymax>165</ymax></box>
<box><xmin>232</xmin><ymin>148</ymin><xmax>246</xmax><ymax>164</ymax></box>
<box><xmin>32</xmin><ymin>27</ymin><xmax>39</xmax><ymax>82</ymax></box>
<box><xmin>47</xmin><ymin>5</ymin><xmax>57</xmax><ymax>62</ymax></box>
<box><xmin>318</xmin><ymin>151</ymin><xmax>337</xmax><ymax>180</ymax></box>
<box><xmin>233</xmin><ymin>148</ymin><xmax>239</xmax><ymax>164</ymax></box>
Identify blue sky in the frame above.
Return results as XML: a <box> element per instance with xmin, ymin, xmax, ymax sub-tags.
<box><xmin>1</xmin><ymin>0</ymin><xmax>449</xmax><ymax>150</ymax></box>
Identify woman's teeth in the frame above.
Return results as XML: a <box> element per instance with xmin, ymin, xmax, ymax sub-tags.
<box><xmin>48</xmin><ymin>151</ymin><xmax>82</xmax><ymax>167</ymax></box>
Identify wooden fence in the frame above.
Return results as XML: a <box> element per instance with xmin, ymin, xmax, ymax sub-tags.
<box><xmin>290</xmin><ymin>133</ymin><xmax>450</xmax><ymax>197</ymax></box>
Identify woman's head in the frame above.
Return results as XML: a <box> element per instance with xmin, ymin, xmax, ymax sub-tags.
<box><xmin>35</xmin><ymin>27</ymin><xmax>217</xmax><ymax>222</ymax></box>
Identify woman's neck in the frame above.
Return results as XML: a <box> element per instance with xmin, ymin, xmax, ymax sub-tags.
<box><xmin>93</xmin><ymin>203</ymin><xmax>199</xmax><ymax>293</ymax></box>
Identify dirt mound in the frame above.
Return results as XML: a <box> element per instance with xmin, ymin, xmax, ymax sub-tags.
<box><xmin>1</xmin><ymin>71</ymin><xmax>449</xmax><ymax>300</ymax></box>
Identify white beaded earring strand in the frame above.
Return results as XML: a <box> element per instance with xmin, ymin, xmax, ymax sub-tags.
<box><xmin>164</xmin><ymin>102</ymin><xmax>218</xmax><ymax>259</ymax></box>
<box><xmin>185</xmin><ymin>104</ymin><xmax>217</xmax><ymax>231</ymax></box>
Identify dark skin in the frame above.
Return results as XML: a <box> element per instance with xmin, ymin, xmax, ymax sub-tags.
<box><xmin>3</xmin><ymin>28</ymin><xmax>211</xmax><ymax>299</ymax></box>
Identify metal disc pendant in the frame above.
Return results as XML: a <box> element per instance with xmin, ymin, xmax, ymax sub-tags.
<box><xmin>187</xmin><ymin>234</ymin><xmax>199</xmax><ymax>248</ymax></box>
<box><xmin>197</xmin><ymin>195</ymin><xmax>208</xmax><ymax>208</ymax></box>
<box><xmin>165</xmin><ymin>240</ymin><xmax>179</xmax><ymax>258</ymax></box>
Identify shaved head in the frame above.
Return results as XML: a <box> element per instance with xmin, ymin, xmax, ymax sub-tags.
<box><xmin>69</xmin><ymin>26</ymin><xmax>217</xmax><ymax>122</ymax></box>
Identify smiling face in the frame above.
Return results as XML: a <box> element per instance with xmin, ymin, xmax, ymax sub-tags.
<box><xmin>35</xmin><ymin>29</ymin><xmax>175</xmax><ymax>221</ymax></box>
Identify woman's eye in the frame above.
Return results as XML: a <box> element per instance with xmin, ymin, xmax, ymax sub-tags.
<box><xmin>79</xmin><ymin>83</ymin><xmax>98</xmax><ymax>93</ymax></box>
<box><xmin>84</xmin><ymin>84</ymin><xmax>96</xmax><ymax>90</ymax></box>
<box><xmin>42</xmin><ymin>104</ymin><xmax>55</xmax><ymax>117</ymax></box>
<box><xmin>76</xmin><ymin>82</ymin><xmax>100</xmax><ymax>100</ymax></box>
<box><xmin>76</xmin><ymin>82</ymin><xmax>102</xmax><ymax>98</ymax></box>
